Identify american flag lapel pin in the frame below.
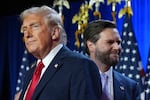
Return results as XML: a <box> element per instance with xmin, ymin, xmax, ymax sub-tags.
<box><xmin>54</xmin><ymin>64</ymin><xmax>59</xmax><ymax>68</ymax></box>
<box><xmin>120</xmin><ymin>86</ymin><xmax>125</xmax><ymax>91</ymax></box>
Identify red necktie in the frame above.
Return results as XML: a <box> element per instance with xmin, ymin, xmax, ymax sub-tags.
<box><xmin>25</xmin><ymin>60</ymin><xmax>44</xmax><ymax>100</ymax></box>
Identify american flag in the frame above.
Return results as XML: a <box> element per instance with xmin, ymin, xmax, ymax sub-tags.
<box><xmin>15</xmin><ymin>49</ymin><xmax>30</xmax><ymax>93</ymax></box>
<box><xmin>114</xmin><ymin>13</ymin><xmax>145</xmax><ymax>96</ymax></box>
<box><xmin>144</xmin><ymin>49</ymin><xmax>150</xmax><ymax>99</ymax></box>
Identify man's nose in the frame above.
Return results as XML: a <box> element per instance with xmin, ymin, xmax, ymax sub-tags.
<box><xmin>24</xmin><ymin>28</ymin><xmax>33</xmax><ymax>38</ymax></box>
<box><xmin>113</xmin><ymin>42</ymin><xmax>122</xmax><ymax>50</ymax></box>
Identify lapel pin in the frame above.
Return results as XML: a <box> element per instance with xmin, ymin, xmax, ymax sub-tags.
<box><xmin>54</xmin><ymin>64</ymin><xmax>59</xmax><ymax>68</ymax></box>
<box><xmin>120</xmin><ymin>86</ymin><xmax>125</xmax><ymax>91</ymax></box>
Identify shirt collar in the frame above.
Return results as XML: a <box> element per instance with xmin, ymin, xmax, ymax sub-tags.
<box><xmin>100</xmin><ymin>67</ymin><xmax>113</xmax><ymax>79</ymax></box>
<box><xmin>37</xmin><ymin>44</ymin><xmax>63</xmax><ymax>66</ymax></box>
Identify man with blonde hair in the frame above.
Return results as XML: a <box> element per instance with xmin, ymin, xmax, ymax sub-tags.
<box><xmin>17</xmin><ymin>5</ymin><xmax>101</xmax><ymax>100</ymax></box>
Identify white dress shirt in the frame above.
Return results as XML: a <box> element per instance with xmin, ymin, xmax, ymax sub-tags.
<box><xmin>24</xmin><ymin>44</ymin><xmax>63</xmax><ymax>99</ymax></box>
<box><xmin>39</xmin><ymin>44</ymin><xmax>63</xmax><ymax>79</ymax></box>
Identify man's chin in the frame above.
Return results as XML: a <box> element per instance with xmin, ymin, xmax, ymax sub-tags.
<box><xmin>111</xmin><ymin>58</ymin><xmax>119</xmax><ymax>66</ymax></box>
<box><xmin>27</xmin><ymin>48</ymin><xmax>36</xmax><ymax>54</ymax></box>
<box><xmin>109</xmin><ymin>62</ymin><xmax>118</xmax><ymax>67</ymax></box>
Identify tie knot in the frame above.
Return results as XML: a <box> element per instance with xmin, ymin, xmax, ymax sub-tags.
<box><xmin>101</xmin><ymin>73</ymin><xmax>108</xmax><ymax>80</ymax></box>
<box><xmin>35</xmin><ymin>61</ymin><xmax>45</xmax><ymax>75</ymax></box>
<box><xmin>38</xmin><ymin>61</ymin><xmax>44</xmax><ymax>67</ymax></box>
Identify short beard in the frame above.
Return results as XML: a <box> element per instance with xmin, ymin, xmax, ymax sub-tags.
<box><xmin>95</xmin><ymin>49</ymin><xmax>118</xmax><ymax>67</ymax></box>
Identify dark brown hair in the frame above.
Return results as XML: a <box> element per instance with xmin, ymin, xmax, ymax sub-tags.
<box><xmin>83</xmin><ymin>19</ymin><xmax>116</xmax><ymax>55</ymax></box>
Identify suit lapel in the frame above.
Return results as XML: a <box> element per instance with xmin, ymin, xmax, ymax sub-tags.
<box><xmin>113</xmin><ymin>71</ymin><xmax>126</xmax><ymax>100</ymax></box>
<box><xmin>19</xmin><ymin>62</ymin><xmax>36</xmax><ymax>99</ymax></box>
<box><xmin>32</xmin><ymin>46</ymin><xmax>66</xmax><ymax>99</ymax></box>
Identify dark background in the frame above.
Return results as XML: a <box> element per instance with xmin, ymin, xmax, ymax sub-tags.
<box><xmin>0</xmin><ymin>0</ymin><xmax>150</xmax><ymax>99</ymax></box>
<box><xmin>0</xmin><ymin>0</ymin><xmax>81</xmax><ymax>15</ymax></box>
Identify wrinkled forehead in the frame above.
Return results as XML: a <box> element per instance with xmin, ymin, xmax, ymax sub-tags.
<box><xmin>22</xmin><ymin>14</ymin><xmax>45</xmax><ymax>25</ymax></box>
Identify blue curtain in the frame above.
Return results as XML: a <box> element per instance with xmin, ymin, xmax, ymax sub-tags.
<box><xmin>132</xmin><ymin>0</ymin><xmax>150</xmax><ymax>70</ymax></box>
<box><xmin>0</xmin><ymin>16</ymin><xmax>23</xmax><ymax>99</ymax></box>
<box><xmin>0</xmin><ymin>0</ymin><xmax>149</xmax><ymax>99</ymax></box>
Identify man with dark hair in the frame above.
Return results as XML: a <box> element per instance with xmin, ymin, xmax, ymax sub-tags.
<box><xmin>83</xmin><ymin>19</ymin><xmax>140</xmax><ymax>100</ymax></box>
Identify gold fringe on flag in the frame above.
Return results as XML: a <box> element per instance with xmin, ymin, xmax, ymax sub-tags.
<box><xmin>89</xmin><ymin>0</ymin><xmax>105</xmax><ymax>19</ymax></box>
<box><xmin>118</xmin><ymin>0</ymin><xmax>133</xmax><ymax>18</ymax></box>
<box><xmin>53</xmin><ymin>0</ymin><xmax>70</xmax><ymax>23</ymax></box>
<box><xmin>72</xmin><ymin>1</ymin><xmax>90</xmax><ymax>48</ymax></box>
<box><xmin>107</xmin><ymin>0</ymin><xmax>121</xmax><ymax>23</ymax></box>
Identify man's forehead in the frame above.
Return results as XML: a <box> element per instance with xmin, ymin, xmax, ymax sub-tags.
<box><xmin>100</xmin><ymin>28</ymin><xmax>119</xmax><ymax>35</ymax></box>
<box><xmin>99</xmin><ymin>29</ymin><xmax>121</xmax><ymax>40</ymax></box>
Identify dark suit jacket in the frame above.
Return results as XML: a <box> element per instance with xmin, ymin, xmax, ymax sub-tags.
<box><xmin>19</xmin><ymin>46</ymin><xmax>101</xmax><ymax>100</ymax></box>
<box><xmin>113</xmin><ymin>71</ymin><xmax>140</xmax><ymax>100</ymax></box>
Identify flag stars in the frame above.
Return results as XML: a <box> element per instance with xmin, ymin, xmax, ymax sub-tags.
<box><xmin>128</xmin><ymin>74</ymin><xmax>133</xmax><ymax>78</ymax></box>
<box><xmin>131</xmin><ymin>57</ymin><xmax>135</xmax><ymax>62</ymax></box>
<box><xmin>145</xmin><ymin>88</ymin><xmax>150</xmax><ymax>94</ymax></box>
<box><xmin>17</xmin><ymin>79</ymin><xmax>21</xmax><ymax>83</ymax></box>
<box><xmin>149</xmin><ymin>57</ymin><xmax>150</xmax><ymax>61</ymax></box>
<box><xmin>123</xmin><ymin>32</ymin><xmax>127</xmax><ymax>36</ymax></box>
<box><xmin>26</xmin><ymin>66</ymin><xmax>30</xmax><ymax>71</ymax></box>
<box><xmin>113</xmin><ymin>15</ymin><xmax>145</xmax><ymax>97</ymax></box>
<box><xmin>16</xmin><ymin>49</ymin><xmax>29</xmax><ymax>93</ymax></box>
<box><xmin>124</xmin><ymin>57</ymin><xmax>128</xmax><ymax>61</ymax></box>
<box><xmin>24</xmin><ymin>49</ymin><xmax>27</xmax><ymax>54</ymax></box>
<box><xmin>148</xmin><ymin>79</ymin><xmax>150</xmax><ymax>86</ymax></box>
<box><xmin>19</xmin><ymin>72</ymin><xmax>23</xmax><ymax>76</ymax></box>
<box><xmin>125</xmin><ymin>48</ymin><xmax>130</xmax><ymax>53</ymax></box>
<box><xmin>128</xmin><ymin>32</ymin><xmax>133</xmax><ymax>37</ymax></box>
<box><xmin>16</xmin><ymin>87</ymin><xmax>20</xmax><ymax>92</ymax></box>
<box><xmin>132</xmin><ymin>49</ymin><xmax>136</xmax><ymax>54</ymax></box>
<box><xmin>146</xmin><ymin>73</ymin><xmax>149</xmax><ymax>77</ymax></box>
<box><xmin>145</xmin><ymin>52</ymin><xmax>150</xmax><ymax>99</ymax></box>
<box><xmin>130</xmin><ymin>66</ymin><xmax>134</xmax><ymax>70</ymax></box>
<box><xmin>22</xmin><ymin>57</ymin><xmax>27</xmax><ymax>62</ymax></box>
<box><xmin>147</xmin><ymin>65</ymin><xmax>150</xmax><ymax>69</ymax></box>
<box><xmin>124</xmin><ymin>23</ymin><xmax>128</xmax><ymax>28</ymax></box>
<box><xmin>127</xmin><ymin>40</ymin><xmax>131</xmax><ymax>45</ymax></box>
<box><xmin>119</xmin><ymin>57</ymin><xmax>123</xmax><ymax>62</ymax></box>
<box><xmin>21</xmin><ymin>65</ymin><xmax>24</xmax><ymax>69</ymax></box>
<box><xmin>135</xmin><ymin>74</ymin><xmax>140</xmax><ymax>79</ymax></box>
<box><xmin>123</xmin><ymin>64</ymin><xmax>127</xmax><ymax>69</ymax></box>
<box><xmin>119</xmin><ymin>65</ymin><xmax>123</xmax><ymax>69</ymax></box>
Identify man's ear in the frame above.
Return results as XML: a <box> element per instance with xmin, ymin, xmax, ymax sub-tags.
<box><xmin>51</xmin><ymin>27</ymin><xmax>60</xmax><ymax>40</ymax></box>
<box><xmin>86</xmin><ymin>40</ymin><xmax>95</xmax><ymax>53</ymax></box>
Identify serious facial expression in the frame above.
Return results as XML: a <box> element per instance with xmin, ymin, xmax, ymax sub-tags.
<box><xmin>21</xmin><ymin>14</ymin><xmax>53</xmax><ymax>58</ymax></box>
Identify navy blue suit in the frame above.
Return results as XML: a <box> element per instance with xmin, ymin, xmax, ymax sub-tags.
<box><xmin>113</xmin><ymin>71</ymin><xmax>140</xmax><ymax>100</ymax></box>
<box><xmin>19</xmin><ymin>46</ymin><xmax>101</xmax><ymax>100</ymax></box>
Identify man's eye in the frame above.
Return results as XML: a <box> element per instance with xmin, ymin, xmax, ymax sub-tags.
<box><xmin>31</xmin><ymin>24</ymin><xmax>40</xmax><ymax>29</ymax></box>
<box><xmin>20</xmin><ymin>23</ymin><xmax>40</xmax><ymax>34</ymax></box>
<box><xmin>107</xmin><ymin>41</ymin><xmax>114</xmax><ymax>44</ymax></box>
<box><xmin>21</xmin><ymin>28</ymin><xmax>27</xmax><ymax>33</ymax></box>
<box><xmin>117</xmin><ymin>41</ymin><xmax>121</xmax><ymax>45</ymax></box>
